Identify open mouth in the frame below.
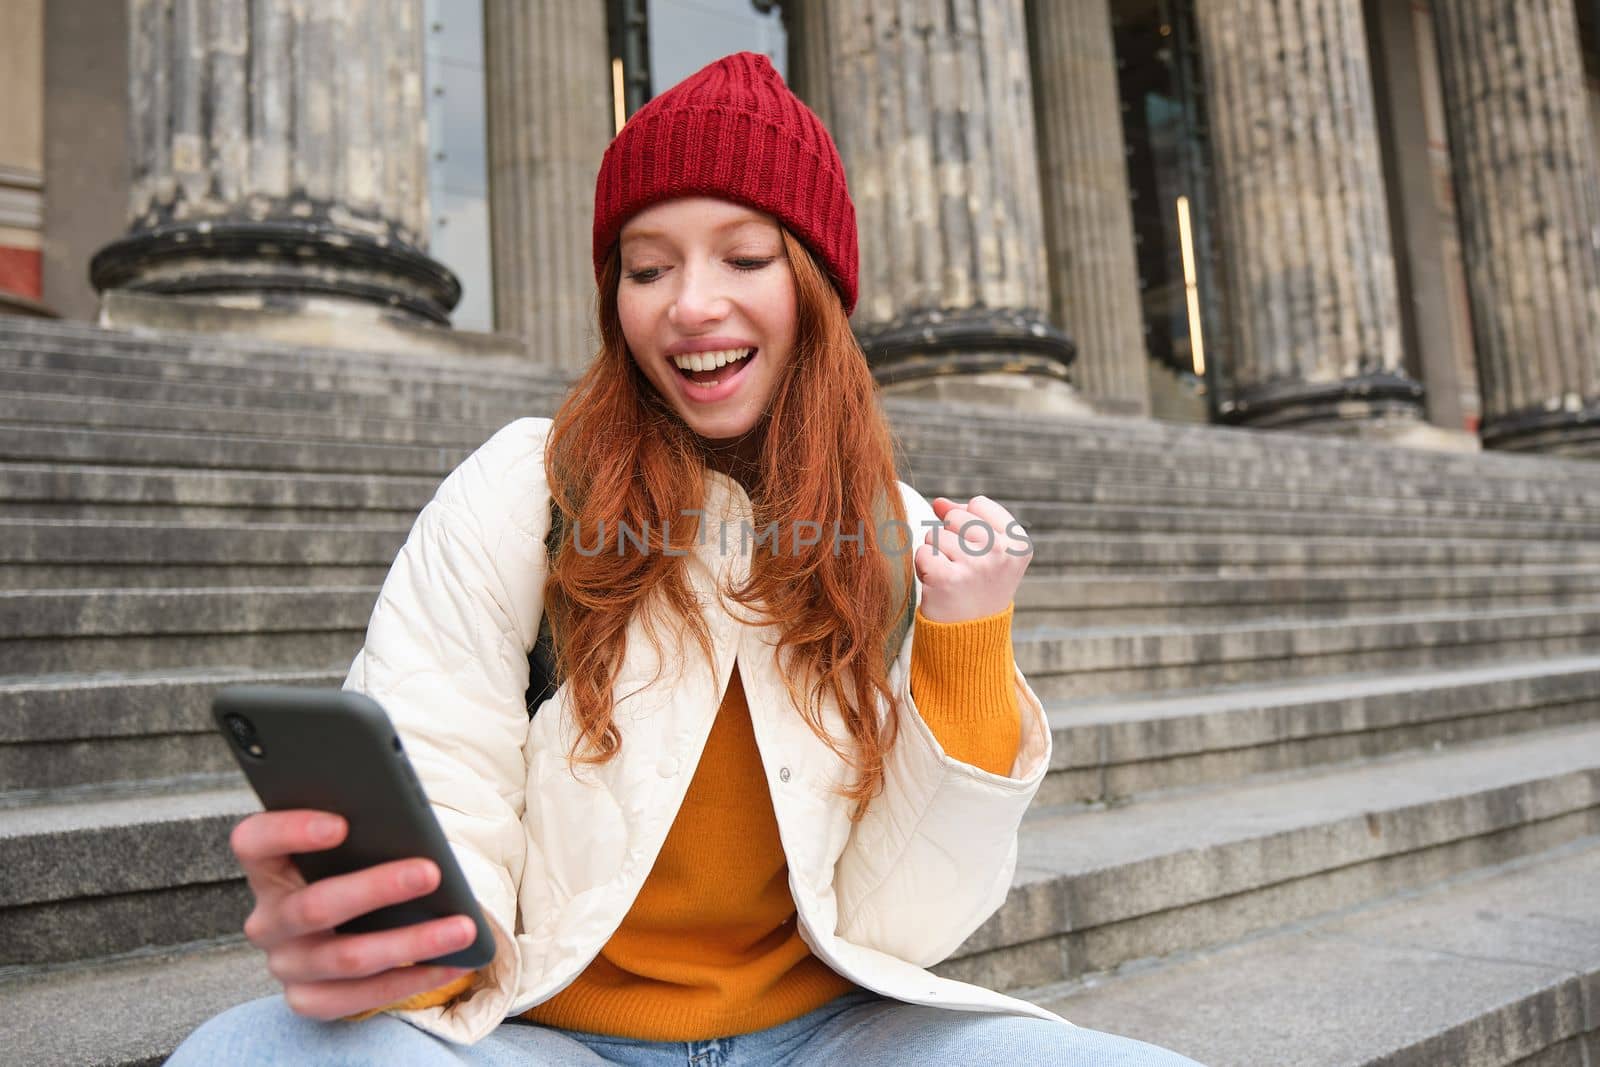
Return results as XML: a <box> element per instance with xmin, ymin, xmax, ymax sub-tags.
<box><xmin>672</xmin><ymin>346</ymin><xmax>757</xmax><ymax>390</ymax></box>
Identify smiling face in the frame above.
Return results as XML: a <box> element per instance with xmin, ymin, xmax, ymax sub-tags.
<box><xmin>617</xmin><ymin>197</ymin><xmax>798</xmax><ymax>448</ymax></box>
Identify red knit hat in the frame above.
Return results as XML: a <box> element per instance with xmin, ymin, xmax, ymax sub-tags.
<box><xmin>592</xmin><ymin>51</ymin><xmax>859</xmax><ymax>316</ymax></box>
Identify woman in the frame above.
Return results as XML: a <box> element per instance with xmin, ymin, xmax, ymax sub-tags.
<box><xmin>171</xmin><ymin>52</ymin><xmax>1204</xmax><ymax>1065</ymax></box>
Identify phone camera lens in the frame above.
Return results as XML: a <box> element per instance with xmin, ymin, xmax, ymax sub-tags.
<box><xmin>224</xmin><ymin>713</ymin><xmax>265</xmax><ymax>757</ymax></box>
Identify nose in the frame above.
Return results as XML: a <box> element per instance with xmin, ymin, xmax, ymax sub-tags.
<box><xmin>668</xmin><ymin>262</ymin><xmax>732</xmax><ymax>327</ymax></box>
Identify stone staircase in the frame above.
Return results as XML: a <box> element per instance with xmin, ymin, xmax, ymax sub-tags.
<box><xmin>1</xmin><ymin>315</ymin><xmax>1596</xmax><ymax>1066</ymax></box>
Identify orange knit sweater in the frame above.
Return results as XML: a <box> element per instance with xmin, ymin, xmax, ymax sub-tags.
<box><xmin>369</xmin><ymin>603</ymin><xmax>1021</xmax><ymax>1038</ymax></box>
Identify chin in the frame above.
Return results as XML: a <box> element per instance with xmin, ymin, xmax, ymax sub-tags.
<box><xmin>688</xmin><ymin>420</ymin><xmax>761</xmax><ymax>444</ymax></box>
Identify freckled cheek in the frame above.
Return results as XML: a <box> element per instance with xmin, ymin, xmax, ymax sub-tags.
<box><xmin>616</xmin><ymin>313</ymin><xmax>655</xmax><ymax>370</ymax></box>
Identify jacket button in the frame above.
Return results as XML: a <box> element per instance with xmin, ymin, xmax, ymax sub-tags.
<box><xmin>779</xmin><ymin>767</ymin><xmax>791</xmax><ymax>782</ymax></box>
<box><xmin>657</xmin><ymin>757</ymin><xmax>679</xmax><ymax>777</ymax></box>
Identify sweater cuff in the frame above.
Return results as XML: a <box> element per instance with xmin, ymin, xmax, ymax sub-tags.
<box><xmin>342</xmin><ymin>967</ymin><xmax>480</xmax><ymax>1023</ymax></box>
<box><xmin>908</xmin><ymin>602</ymin><xmax>1021</xmax><ymax>775</ymax></box>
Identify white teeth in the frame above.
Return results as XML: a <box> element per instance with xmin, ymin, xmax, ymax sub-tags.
<box><xmin>671</xmin><ymin>347</ymin><xmax>754</xmax><ymax>371</ymax></box>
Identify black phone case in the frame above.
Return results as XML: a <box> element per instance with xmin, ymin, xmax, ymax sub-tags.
<box><xmin>211</xmin><ymin>685</ymin><xmax>496</xmax><ymax>970</ymax></box>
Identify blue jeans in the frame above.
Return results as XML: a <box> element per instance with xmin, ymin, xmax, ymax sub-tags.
<box><xmin>167</xmin><ymin>988</ymin><xmax>1207</xmax><ymax>1065</ymax></box>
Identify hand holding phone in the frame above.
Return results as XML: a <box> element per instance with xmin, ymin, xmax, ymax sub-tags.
<box><xmin>229</xmin><ymin>808</ymin><xmax>479</xmax><ymax>1020</ymax></box>
<box><xmin>212</xmin><ymin>686</ymin><xmax>498</xmax><ymax>1021</ymax></box>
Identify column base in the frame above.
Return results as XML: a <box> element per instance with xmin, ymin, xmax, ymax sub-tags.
<box><xmin>858</xmin><ymin>307</ymin><xmax>1075</xmax><ymax>385</ymax></box>
<box><xmin>0</xmin><ymin>290</ymin><xmax>57</xmax><ymax>319</ymax></box>
<box><xmin>1481</xmin><ymin>397</ymin><xmax>1600</xmax><ymax>458</ymax></box>
<box><xmin>1354</xmin><ymin>416</ymin><xmax>1482</xmax><ymax>454</ymax></box>
<box><xmin>89</xmin><ymin>217</ymin><xmax>461</xmax><ymax>326</ymax></box>
<box><xmin>880</xmin><ymin>372</ymin><xmax>1097</xmax><ymax>417</ymax></box>
<box><xmin>96</xmin><ymin>289</ymin><xmax>530</xmax><ymax>364</ymax></box>
<box><xmin>1218</xmin><ymin>371</ymin><xmax>1426</xmax><ymax>430</ymax></box>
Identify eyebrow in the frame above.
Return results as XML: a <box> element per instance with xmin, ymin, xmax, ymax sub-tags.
<box><xmin>621</xmin><ymin>217</ymin><xmax>769</xmax><ymax>245</ymax></box>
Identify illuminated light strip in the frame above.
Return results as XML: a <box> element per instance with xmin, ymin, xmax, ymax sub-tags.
<box><xmin>1177</xmin><ymin>195</ymin><xmax>1207</xmax><ymax>377</ymax></box>
<box><xmin>612</xmin><ymin>57</ymin><xmax>627</xmax><ymax>137</ymax></box>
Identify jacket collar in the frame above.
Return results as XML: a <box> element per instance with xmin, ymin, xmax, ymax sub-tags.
<box><xmin>700</xmin><ymin>466</ymin><xmax>755</xmax><ymax>524</ymax></box>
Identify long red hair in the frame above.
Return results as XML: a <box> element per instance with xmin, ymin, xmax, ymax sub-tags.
<box><xmin>542</xmin><ymin>225</ymin><xmax>910</xmax><ymax>822</ymax></box>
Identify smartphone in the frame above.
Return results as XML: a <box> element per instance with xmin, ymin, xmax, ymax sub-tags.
<box><xmin>211</xmin><ymin>685</ymin><xmax>496</xmax><ymax>970</ymax></box>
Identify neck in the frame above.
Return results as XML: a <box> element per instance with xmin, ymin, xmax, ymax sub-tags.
<box><xmin>701</xmin><ymin>426</ymin><xmax>764</xmax><ymax>492</ymax></box>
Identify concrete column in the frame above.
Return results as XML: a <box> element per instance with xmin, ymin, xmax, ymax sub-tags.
<box><xmin>778</xmin><ymin>0</ymin><xmax>835</xmax><ymax>133</ymax></box>
<box><xmin>483</xmin><ymin>0</ymin><xmax>611</xmax><ymax>372</ymax></box>
<box><xmin>1365</xmin><ymin>0</ymin><xmax>1472</xmax><ymax>434</ymax></box>
<box><xmin>42</xmin><ymin>0</ymin><xmax>129</xmax><ymax>323</ymax></box>
<box><xmin>1431</xmin><ymin>0</ymin><xmax>1600</xmax><ymax>455</ymax></box>
<box><xmin>90</xmin><ymin>0</ymin><xmax>459</xmax><ymax>325</ymax></box>
<box><xmin>824</xmin><ymin>0</ymin><xmax>1075</xmax><ymax>405</ymax></box>
<box><xmin>0</xmin><ymin>0</ymin><xmax>46</xmax><ymax>315</ymax></box>
<box><xmin>1196</xmin><ymin>0</ymin><xmax>1425</xmax><ymax>430</ymax></box>
<box><xmin>1026</xmin><ymin>0</ymin><xmax>1150</xmax><ymax>416</ymax></box>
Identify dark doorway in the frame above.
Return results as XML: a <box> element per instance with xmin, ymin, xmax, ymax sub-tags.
<box><xmin>1111</xmin><ymin>0</ymin><xmax>1228</xmax><ymax>414</ymax></box>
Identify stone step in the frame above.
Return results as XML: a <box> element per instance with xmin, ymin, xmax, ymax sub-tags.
<box><xmin>2</xmin><ymin>562</ymin><xmax>390</xmax><ymax>592</ymax></box>
<box><xmin>11</xmin><ymin>447</ymin><xmax>1598</xmax><ymax>532</ymax></box>
<box><xmin>0</xmin><ymin>317</ymin><xmax>1557</xmax><ymax>472</ymax></box>
<box><xmin>1</xmin><ymin>536</ymin><xmax>1592</xmax><ymax>593</ymax></box>
<box><xmin>0</xmin><ymin>317</ymin><xmax>545</xmax><ymax>383</ymax></box>
<box><xmin>0</xmin><ymin>585</ymin><xmax>366</xmax><ymax>639</ymax></box>
<box><xmin>10</xmin><ymin>316</ymin><xmax>1600</xmax><ymax>478</ymax></box>
<box><xmin>8</xmin><ymin>517</ymin><xmax>1600</xmax><ymax>585</ymax></box>
<box><xmin>12</xmin><ymin>479</ymin><xmax>1600</xmax><ymax>598</ymax></box>
<box><xmin>935</xmin><ymin>721</ymin><xmax>1600</xmax><ymax>1000</ymax></box>
<box><xmin>0</xmin><ymin>324</ymin><xmax>1498</xmax><ymax>464</ymax></box>
<box><xmin>12</xmin><ymin>375</ymin><xmax>1594</xmax><ymax>515</ymax></box>
<box><xmin>1020</xmin><ymin>499</ymin><xmax>1600</xmax><ymax>542</ymax></box>
<box><xmin>904</xmin><ymin>450</ymin><xmax>1600</xmax><ymax>513</ymax></box>
<box><xmin>0</xmin><ymin>778</ymin><xmax>257</xmax><ymax>966</ymax></box>
<box><xmin>5</xmin><ymin>642</ymin><xmax>1591</xmax><ymax>806</ymax></box>
<box><xmin>15</xmin><ymin>457</ymin><xmax>1600</xmax><ymax>543</ymax></box>
<box><xmin>4</xmin><ymin>583</ymin><xmax>1597</xmax><ymax>690</ymax></box>
<box><xmin>0</xmin><ymin>364</ymin><xmax>536</xmax><ymax>425</ymax></box>
<box><xmin>0</xmin><ymin>335</ymin><xmax>557</xmax><ymax>396</ymax></box>
<box><xmin>15</xmin><ymin>359</ymin><xmax>1568</xmax><ymax>515</ymax></box>
<box><xmin>0</xmin><ymin>939</ymin><xmax>275</xmax><ymax>1067</ymax></box>
<box><xmin>1027</xmin><ymin>531</ymin><xmax>1600</xmax><ymax>574</ymax></box>
<box><xmin>5</xmin><ymin>342</ymin><xmax>1599</xmax><ymax>510</ymax></box>
<box><xmin>5</xmin><ymin>777</ymin><xmax>1598</xmax><ymax>1067</ymax></box>
<box><xmin>0</xmin><ymin>520</ymin><xmax>409</xmax><ymax>588</ymax></box>
<box><xmin>1021</xmin><ymin>472</ymin><xmax>1600</xmax><ymax>524</ymax></box>
<box><xmin>0</xmin><ymin>667</ymin><xmax>346</xmax><ymax>796</ymax></box>
<box><xmin>882</xmin><ymin>392</ymin><xmax>1600</xmax><ymax>483</ymax></box>
<box><xmin>1018</xmin><ymin>603</ymin><xmax>1600</xmax><ymax>699</ymax></box>
<box><xmin>0</xmin><ymin>363</ymin><xmax>1503</xmax><ymax>490</ymax></box>
<box><xmin>0</xmin><ymin>404</ymin><xmax>1540</xmax><ymax>502</ymax></box>
<box><xmin>1038</xmin><ymin>655</ymin><xmax>1600</xmax><ymax>805</ymax></box>
<box><xmin>0</xmin><ymin>587</ymin><xmax>373</xmax><ymax>675</ymax></box>
<box><xmin>1015</xmin><ymin>567</ymin><xmax>1600</xmax><ymax>625</ymax></box>
<box><xmin>0</xmin><ymin>461</ymin><xmax>430</xmax><ymax>525</ymax></box>
<box><xmin>4</xmin><ymin>606</ymin><xmax>1590</xmax><ymax>801</ymax></box>
<box><xmin>9</xmin><ymin>713</ymin><xmax>1597</xmax><ymax>981</ymax></box>
<box><xmin>12</xmin><ymin>837</ymin><xmax>1600</xmax><ymax>1065</ymax></box>
<box><xmin>13</xmin><ymin>454</ymin><xmax>1600</xmax><ymax>538</ymax></box>
<box><xmin>0</xmin><ymin>423</ymin><xmax>472</xmax><ymax>476</ymax></box>
<box><xmin>1023</xmin><ymin>835</ymin><xmax>1600</xmax><ymax>1067</ymax></box>
<box><xmin>9</xmin><ymin>332</ymin><xmax>1600</xmax><ymax>506</ymax></box>
<box><xmin>0</xmin><ymin>390</ymin><xmax>514</xmax><ymax>451</ymax></box>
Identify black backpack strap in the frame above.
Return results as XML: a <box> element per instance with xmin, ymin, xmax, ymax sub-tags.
<box><xmin>525</xmin><ymin>499</ymin><xmax>563</xmax><ymax>717</ymax></box>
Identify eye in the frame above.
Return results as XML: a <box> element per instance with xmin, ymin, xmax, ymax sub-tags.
<box><xmin>625</xmin><ymin>267</ymin><xmax>661</xmax><ymax>284</ymax></box>
<box><xmin>732</xmin><ymin>257</ymin><xmax>775</xmax><ymax>271</ymax></box>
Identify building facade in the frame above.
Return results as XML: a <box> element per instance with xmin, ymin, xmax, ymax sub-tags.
<box><xmin>6</xmin><ymin>0</ymin><xmax>1600</xmax><ymax>455</ymax></box>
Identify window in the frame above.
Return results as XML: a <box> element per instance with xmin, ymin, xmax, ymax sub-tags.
<box><xmin>1112</xmin><ymin>0</ymin><xmax>1227</xmax><ymax>395</ymax></box>
<box><xmin>423</xmin><ymin>0</ymin><xmax>494</xmax><ymax>333</ymax></box>
<box><xmin>610</xmin><ymin>0</ymin><xmax>787</xmax><ymax>127</ymax></box>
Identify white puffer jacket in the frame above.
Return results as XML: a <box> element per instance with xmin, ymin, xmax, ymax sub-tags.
<box><xmin>342</xmin><ymin>417</ymin><xmax>1073</xmax><ymax>1044</ymax></box>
